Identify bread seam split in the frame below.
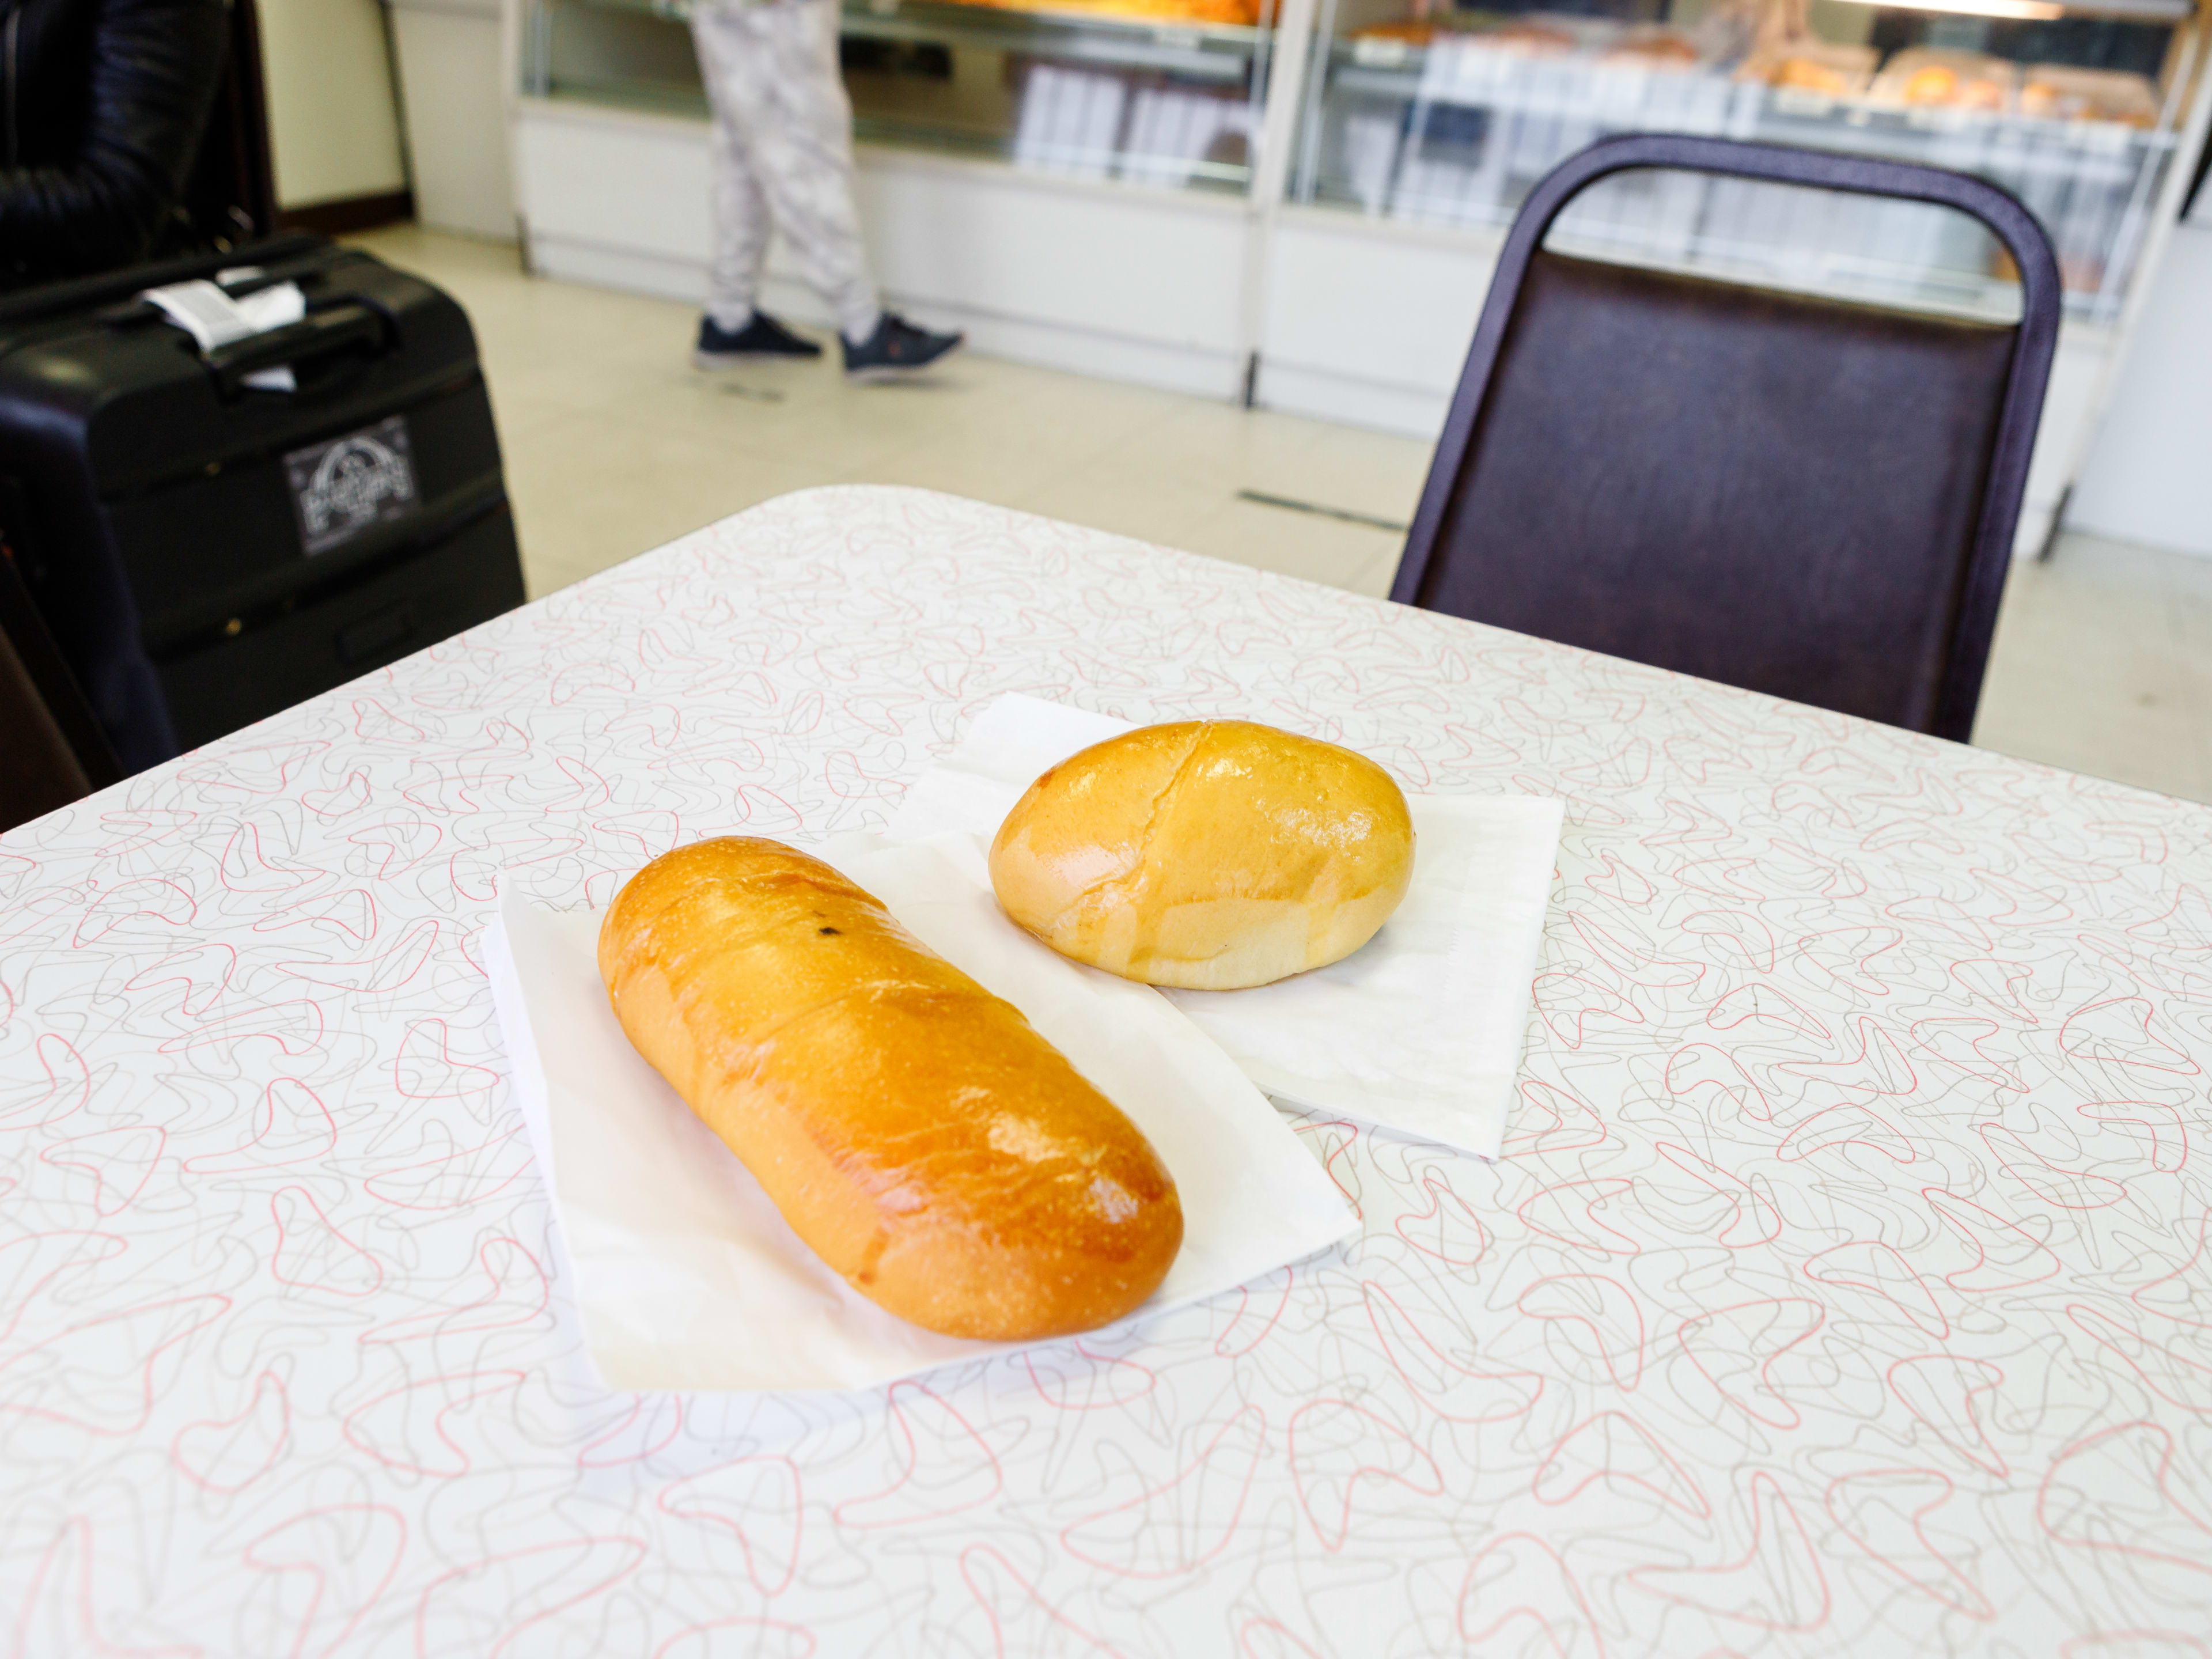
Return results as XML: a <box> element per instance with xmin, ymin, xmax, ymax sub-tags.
<box><xmin>1093</xmin><ymin>722</ymin><xmax>1210</xmax><ymax>920</ymax></box>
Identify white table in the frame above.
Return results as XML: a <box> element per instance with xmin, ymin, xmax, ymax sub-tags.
<box><xmin>5</xmin><ymin>486</ymin><xmax>2209</xmax><ymax>1655</ymax></box>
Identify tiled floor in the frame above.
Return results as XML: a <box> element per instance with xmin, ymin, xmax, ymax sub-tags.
<box><xmin>1973</xmin><ymin>535</ymin><xmax>2212</xmax><ymax>805</ymax></box>
<box><xmin>354</xmin><ymin>226</ymin><xmax>2212</xmax><ymax>806</ymax></box>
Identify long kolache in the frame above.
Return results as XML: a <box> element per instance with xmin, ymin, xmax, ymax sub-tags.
<box><xmin>597</xmin><ymin>836</ymin><xmax>1183</xmax><ymax>1340</ymax></box>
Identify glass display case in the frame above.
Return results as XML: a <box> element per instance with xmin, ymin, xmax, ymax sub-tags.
<box><xmin>1284</xmin><ymin>0</ymin><xmax>2206</xmax><ymax>320</ymax></box>
<box><xmin>520</xmin><ymin>0</ymin><xmax>1285</xmax><ymax>196</ymax></box>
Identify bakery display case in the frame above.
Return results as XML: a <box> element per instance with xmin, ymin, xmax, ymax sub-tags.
<box><xmin>1284</xmin><ymin>0</ymin><xmax>2206</xmax><ymax>320</ymax></box>
<box><xmin>520</xmin><ymin>0</ymin><xmax>1282</xmax><ymax>196</ymax></box>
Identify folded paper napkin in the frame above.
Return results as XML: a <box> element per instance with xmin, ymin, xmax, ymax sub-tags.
<box><xmin>887</xmin><ymin>694</ymin><xmax>1565</xmax><ymax>1158</ymax></box>
<box><xmin>484</xmin><ymin>838</ymin><xmax>1358</xmax><ymax>1393</ymax></box>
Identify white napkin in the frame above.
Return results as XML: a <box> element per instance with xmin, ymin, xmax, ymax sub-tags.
<box><xmin>887</xmin><ymin>695</ymin><xmax>1565</xmax><ymax>1158</ymax></box>
<box><xmin>483</xmin><ymin>838</ymin><xmax>1359</xmax><ymax>1393</ymax></box>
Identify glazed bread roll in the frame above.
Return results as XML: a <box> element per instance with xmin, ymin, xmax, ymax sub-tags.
<box><xmin>597</xmin><ymin>838</ymin><xmax>1182</xmax><ymax>1340</ymax></box>
<box><xmin>988</xmin><ymin>720</ymin><xmax>1415</xmax><ymax>991</ymax></box>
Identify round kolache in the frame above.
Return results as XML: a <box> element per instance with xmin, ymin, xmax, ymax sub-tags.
<box><xmin>988</xmin><ymin>719</ymin><xmax>1416</xmax><ymax>991</ymax></box>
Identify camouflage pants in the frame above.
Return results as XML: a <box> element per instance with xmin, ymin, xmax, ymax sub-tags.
<box><xmin>691</xmin><ymin>0</ymin><xmax>882</xmax><ymax>340</ymax></box>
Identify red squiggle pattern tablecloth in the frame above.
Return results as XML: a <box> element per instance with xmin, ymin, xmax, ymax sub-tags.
<box><xmin>4</xmin><ymin>486</ymin><xmax>2210</xmax><ymax>1655</ymax></box>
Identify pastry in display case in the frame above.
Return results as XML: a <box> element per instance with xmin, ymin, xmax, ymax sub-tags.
<box><xmin>1741</xmin><ymin>40</ymin><xmax>1875</xmax><ymax>96</ymax></box>
<box><xmin>1351</xmin><ymin>15</ymin><xmax>1442</xmax><ymax>44</ymax></box>
<box><xmin>943</xmin><ymin>0</ymin><xmax>1271</xmax><ymax>25</ymax></box>
<box><xmin>1601</xmin><ymin>27</ymin><xmax>1703</xmax><ymax>69</ymax></box>
<box><xmin>1873</xmin><ymin>47</ymin><xmax>2018</xmax><ymax>113</ymax></box>
<box><xmin>2019</xmin><ymin>63</ymin><xmax>2161</xmax><ymax>126</ymax></box>
<box><xmin>1474</xmin><ymin>17</ymin><xmax>1578</xmax><ymax>51</ymax></box>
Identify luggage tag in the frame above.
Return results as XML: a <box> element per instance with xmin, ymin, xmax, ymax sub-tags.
<box><xmin>140</xmin><ymin>278</ymin><xmax>306</xmax><ymax>393</ymax></box>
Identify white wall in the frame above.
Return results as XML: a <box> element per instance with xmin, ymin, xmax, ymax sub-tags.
<box><xmin>390</xmin><ymin>0</ymin><xmax>515</xmax><ymax>238</ymax></box>
<box><xmin>257</xmin><ymin>0</ymin><xmax>410</xmax><ymax>209</ymax></box>
<box><xmin>2066</xmin><ymin>222</ymin><xmax>2212</xmax><ymax>559</ymax></box>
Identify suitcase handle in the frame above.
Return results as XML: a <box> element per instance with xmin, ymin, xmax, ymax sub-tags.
<box><xmin>207</xmin><ymin>302</ymin><xmax>393</xmax><ymax>398</ymax></box>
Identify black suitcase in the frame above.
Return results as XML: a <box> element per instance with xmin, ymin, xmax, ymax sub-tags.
<box><xmin>0</xmin><ymin>233</ymin><xmax>525</xmax><ymax>774</ymax></box>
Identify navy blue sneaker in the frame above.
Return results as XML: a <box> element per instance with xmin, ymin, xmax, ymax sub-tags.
<box><xmin>694</xmin><ymin>312</ymin><xmax>822</xmax><ymax>368</ymax></box>
<box><xmin>842</xmin><ymin>312</ymin><xmax>963</xmax><ymax>380</ymax></box>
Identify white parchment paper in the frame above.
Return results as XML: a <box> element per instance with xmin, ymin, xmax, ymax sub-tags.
<box><xmin>484</xmin><ymin>838</ymin><xmax>1359</xmax><ymax>1393</ymax></box>
<box><xmin>887</xmin><ymin>694</ymin><xmax>1565</xmax><ymax>1157</ymax></box>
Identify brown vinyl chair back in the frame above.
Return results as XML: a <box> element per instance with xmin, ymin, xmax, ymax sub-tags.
<box><xmin>1389</xmin><ymin>134</ymin><xmax>2063</xmax><ymax>742</ymax></box>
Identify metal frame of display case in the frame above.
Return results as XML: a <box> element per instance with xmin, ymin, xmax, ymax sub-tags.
<box><xmin>502</xmin><ymin>0</ymin><xmax>2212</xmax><ymax>554</ymax></box>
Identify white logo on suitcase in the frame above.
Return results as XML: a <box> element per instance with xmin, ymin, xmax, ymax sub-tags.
<box><xmin>286</xmin><ymin>416</ymin><xmax>419</xmax><ymax>555</ymax></box>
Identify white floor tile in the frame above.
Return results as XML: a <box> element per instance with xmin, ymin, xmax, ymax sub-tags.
<box><xmin>1974</xmin><ymin>534</ymin><xmax>2212</xmax><ymax>802</ymax></box>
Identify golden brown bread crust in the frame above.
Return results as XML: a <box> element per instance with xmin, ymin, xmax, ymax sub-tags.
<box><xmin>987</xmin><ymin>719</ymin><xmax>1415</xmax><ymax>990</ymax></box>
<box><xmin>596</xmin><ymin>837</ymin><xmax>1183</xmax><ymax>1340</ymax></box>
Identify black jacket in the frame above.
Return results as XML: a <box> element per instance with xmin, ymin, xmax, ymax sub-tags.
<box><xmin>0</xmin><ymin>0</ymin><xmax>227</xmax><ymax>286</ymax></box>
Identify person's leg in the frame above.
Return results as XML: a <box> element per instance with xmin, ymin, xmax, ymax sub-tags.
<box><xmin>753</xmin><ymin>0</ymin><xmax>882</xmax><ymax>342</ymax></box>
<box><xmin>722</xmin><ymin>0</ymin><xmax>960</xmax><ymax>374</ymax></box>
<box><xmin>690</xmin><ymin>3</ymin><xmax>774</xmax><ymax>335</ymax></box>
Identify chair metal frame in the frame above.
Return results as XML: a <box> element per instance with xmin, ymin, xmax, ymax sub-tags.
<box><xmin>1389</xmin><ymin>132</ymin><xmax>2064</xmax><ymax>744</ymax></box>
